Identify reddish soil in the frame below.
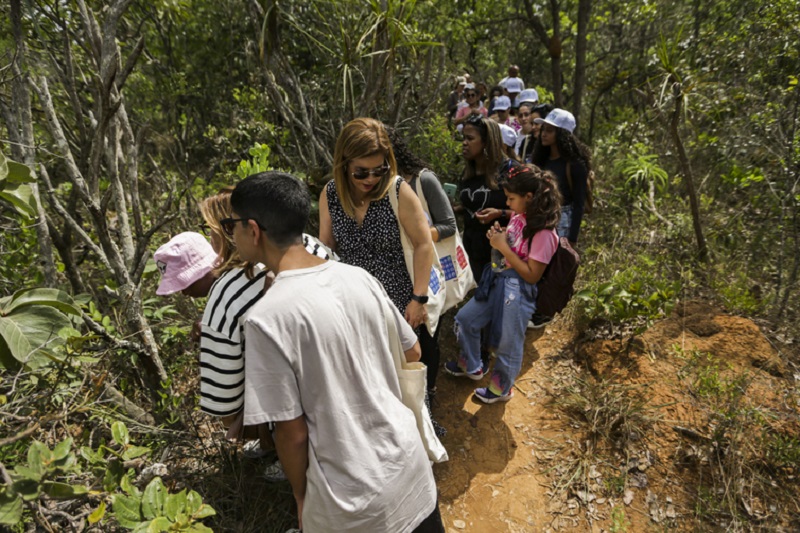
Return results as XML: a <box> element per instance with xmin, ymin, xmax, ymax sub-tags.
<box><xmin>433</xmin><ymin>301</ymin><xmax>800</xmax><ymax>532</ymax></box>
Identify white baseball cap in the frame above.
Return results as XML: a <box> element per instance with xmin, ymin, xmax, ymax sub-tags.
<box><xmin>504</xmin><ymin>78</ymin><xmax>524</xmax><ymax>94</ymax></box>
<box><xmin>499</xmin><ymin>124</ymin><xmax>517</xmax><ymax>147</ymax></box>
<box><xmin>533</xmin><ymin>108</ymin><xmax>576</xmax><ymax>133</ymax></box>
<box><xmin>493</xmin><ymin>95</ymin><xmax>511</xmax><ymax>111</ymax></box>
<box><xmin>518</xmin><ymin>88</ymin><xmax>539</xmax><ymax>104</ymax></box>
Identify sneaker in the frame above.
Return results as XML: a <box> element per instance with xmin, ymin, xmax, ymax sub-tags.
<box><xmin>474</xmin><ymin>387</ymin><xmax>514</xmax><ymax>404</ymax></box>
<box><xmin>529</xmin><ymin>313</ymin><xmax>553</xmax><ymax>329</ymax></box>
<box><xmin>263</xmin><ymin>460</ymin><xmax>287</xmax><ymax>482</ymax></box>
<box><xmin>242</xmin><ymin>440</ymin><xmax>270</xmax><ymax>459</ymax></box>
<box><xmin>444</xmin><ymin>361</ymin><xmax>484</xmax><ymax>381</ymax></box>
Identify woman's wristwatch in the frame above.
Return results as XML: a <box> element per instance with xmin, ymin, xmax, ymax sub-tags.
<box><xmin>410</xmin><ymin>293</ymin><xmax>429</xmax><ymax>304</ymax></box>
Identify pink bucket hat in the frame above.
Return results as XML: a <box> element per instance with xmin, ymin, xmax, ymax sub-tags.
<box><xmin>154</xmin><ymin>232</ymin><xmax>217</xmax><ymax>295</ymax></box>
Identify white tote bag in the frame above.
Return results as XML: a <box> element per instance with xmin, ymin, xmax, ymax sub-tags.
<box><xmin>412</xmin><ymin>171</ymin><xmax>476</xmax><ymax>312</ymax></box>
<box><xmin>382</xmin><ymin>298</ymin><xmax>448</xmax><ymax>463</ymax></box>
<box><xmin>387</xmin><ymin>177</ymin><xmax>447</xmax><ymax>335</ymax></box>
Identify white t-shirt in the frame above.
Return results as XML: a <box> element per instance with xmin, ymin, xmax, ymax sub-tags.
<box><xmin>499</xmin><ymin>76</ymin><xmax>526</xmax><ymax>92</ymax></box>
<box><xmin>243</xmin><ymin>261</ymin><xmax>436</xmax><ymax>533</ymax></box>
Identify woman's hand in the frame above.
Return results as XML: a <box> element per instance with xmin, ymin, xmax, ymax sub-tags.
<box><xmin>476</xmin><ymin>207</ymin><xmax>505</xmax><ymax>224</ymax></box>
<box><xmin>405</xmin><ymin>300</ymin><xmax>427</xmax><ymax>329</ymax></box>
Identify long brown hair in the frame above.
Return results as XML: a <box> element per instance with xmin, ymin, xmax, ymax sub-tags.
<box><xmin>462</xmin><ymin>116</ymin><xmax>507</xmax><ymax>190</ymax></box>
<box><xmin>501</xmin><ymin>164</ymin><xmax>562</xmax><ymax>239</ymax></box>
<box><xmin>199</xmin><ymin>188</ymin><xmax>255</xmax><ymax>278</ymax></box>
<box><xmin>332</xmin><ymin>118</ymin><xmax>398</xmax><ymax>219</ymax></box>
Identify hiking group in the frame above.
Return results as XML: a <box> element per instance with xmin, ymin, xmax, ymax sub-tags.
<box><xmin>153</xmin><ymin>65</ymin><xmax>592</xmax><ymax>532</ymax></box>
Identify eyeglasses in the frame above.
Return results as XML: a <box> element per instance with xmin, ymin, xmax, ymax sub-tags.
<box><xmin>351</xmin><ymin>162</ymin><xmax>390</xmax><ymax>180</ymax></box>
<box><xmin>465</xmin><ymin>92</ymin><xmax>477</xmax><ymax>98</ymax></box>
<box><xmin>198</xmin><ymin>222</ymin><xmax>210</xmax><ymax>236</ymax></box>
<box><xmin>219</xmin><ymin>217</ymin><xmax>250</xmax><ymax>236</ymax></box>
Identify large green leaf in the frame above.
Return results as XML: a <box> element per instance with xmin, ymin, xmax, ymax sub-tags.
<box><xmin>0</xmin><ymin>488</ymin><xmax>23</xmax><ymax>525</ymax></box>
<box><xmin>0</xmin><ymin>288</ymin><xmax>81</xmax><ymax>316</ymax></box>
<box><xmin>0</xmin><ymin>306</ymin><xmax>72</xmax><ymax>369</ymax></box>
<box><xmin>141</xmin><ymin>477</ymin><xmax>166</xmax><ymax>520</ymax></box>
<box><xmin>145</xmin><ymin>516</ymin><xmax>172</xmax><ymax>532</ymax></box>
<box><xmin>111</xmin><ymin>421</ymin><xmax>130</xmax><ymax>447</ymax></box>
<box><xmin>0</xmin><ymin>152</ymin><xmax>33</xmax><ymax>184</ymax></box>
<box><xmin>0</xmin><ymin>184</ymin><xmax>36</xmax><ymax>217</ymax></box>
<box><xmin>112</xmin><ymin>493</ymin><xmax>144</xmax><ymax>528</ymax></box>
<box><xmin>163</xmin><ymin>490</ymin><xmax>186</xmax><ymax>522</ymax></box>
<box><xmin>0</xmin><ymin>316</ymin><xmax>31</xmax><ymax>370</ymax></box>
<box><xmin>42</xmin><ymin>481</ymin><xmax>88</xmax><ymax>499</ymax></box>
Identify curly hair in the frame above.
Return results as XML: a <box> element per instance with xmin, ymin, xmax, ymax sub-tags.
<box><xmin>500</xmin><ymin>164</ymin><xmax>562</xmax><ymax>239</ymax></box>
<box><xmin>199</xmin><ymin>188</ymin><xmax>255</xmax><ymax>279</ymax></box>
<box><xmin>531</xmin><ymin>126</ymin><xmax>592</xmax><ymax>171</ymax></box>
<box><xmin>462</xmin><ymin>116</ymin><xmax>507</xmax><ymax>189</ymax></box>
<box><xmin>385</xmin><ymin>126</ymin><xmax>432</xmax><ymax>177</ymax></box>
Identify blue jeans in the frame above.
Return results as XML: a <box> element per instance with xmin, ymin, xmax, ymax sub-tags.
<box><xmin>454</xmin><ymin>270</ymin><xmax>538</xmax><ymax>395</ymax></box>
<box><xmin>557</xmin><ymin>206</ymin><xmax>573</xmax><ymax>239</ymax></box>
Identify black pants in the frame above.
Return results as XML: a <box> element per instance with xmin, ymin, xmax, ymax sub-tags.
<box><xmin>412</xmin><ymin>502</ymin><xmax>445</xmax><ymax>533</ymax></box>
<box><xmin>417</xmin><ymin>324</ymin><xmax>441</xmax><ymax>392</ymax></box>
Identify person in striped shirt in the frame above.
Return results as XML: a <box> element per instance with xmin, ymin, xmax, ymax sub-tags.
<box><xmin>199</xmin><ymin>188</ymin><xmax>334</xmax><ymax>469</ymax></box>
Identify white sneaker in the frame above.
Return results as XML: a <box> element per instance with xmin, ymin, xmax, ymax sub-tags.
<box><xmin>242</xmin><ymin>440</ymin><xmax>269</xmax><ymax>459</ymax></box>
<box><xmin>263</xmin><ymin>460</ymin><xmax>287</xmax><ymax>482</ymax></box>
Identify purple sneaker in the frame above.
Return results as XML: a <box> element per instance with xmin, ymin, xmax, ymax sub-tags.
<box><xmin>474</xmin><ymin>387</ymin><xmax>513</xmax><ymax>404</ymax></box>
<box><xmin>444</xmin><ymin>361</ymin><xmax>484</xmax><ymax>381</ymax></box>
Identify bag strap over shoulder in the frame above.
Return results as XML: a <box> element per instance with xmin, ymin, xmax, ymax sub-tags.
<box><xmin>387</xmin><ymin>175</ymin><xmax>403</xmax><ymax>220</ymax></box>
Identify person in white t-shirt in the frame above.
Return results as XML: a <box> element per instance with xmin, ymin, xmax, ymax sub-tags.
<box><xmin>499</xmin><ymin>65</ymin><xmax>525</xmax><ymax>93</ymax></box>
<box><xmin>228</xmin><ymin>171</ymin><xmax>443</xmax><ymax>533</ymax></box>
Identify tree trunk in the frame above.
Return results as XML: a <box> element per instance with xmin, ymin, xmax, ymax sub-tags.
<box><xmin>573</xmin><ymin>0</ymin><xmax>593</xmax><ymax>134</ymax></box>
<box><xmin>670</xmin><ymin>86</ymin><xmax>708</xmax><ymax>262</ymax></box>
<box><xmin>522</xmin><ymin>0</ymin><xmax>564</xmax><ymax>107</ymax></box>
<box><xmin>9</xmin><ymin>0</ymin><xmax>58</xmax><ymax>287</ymax></box>
<box><xmin>549</xmin><ymin>0</ymin><xmax>564</xmax><ymax>107</ymax></box>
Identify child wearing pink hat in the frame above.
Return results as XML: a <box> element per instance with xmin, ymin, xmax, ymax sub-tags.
<box><xmin>154</xmin><ymin>232</ymin><xmax>218</xmax><ymax>297</ymax></box>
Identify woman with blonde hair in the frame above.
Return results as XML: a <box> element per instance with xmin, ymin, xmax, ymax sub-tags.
<box><xmin>319</xmin><ymin>117</ymin><xmax>434</xmax><ymax>331</ymax></box>
<box><xmin>198</xmin><ymin>188</ymin><xmax>266</xmax><ymax>423</ymax></box>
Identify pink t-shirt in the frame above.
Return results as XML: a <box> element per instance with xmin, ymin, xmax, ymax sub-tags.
<box><xmin>505</xmin><ymin>213</ymin><xmax>559</xmax><ymax>264</ymax></box>
<box><xmin>456</xmin><ymin>104</ymin><xmax>488</xmax><ymax>121</ymax></box>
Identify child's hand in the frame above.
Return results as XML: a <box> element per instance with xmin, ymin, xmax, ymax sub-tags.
<box><xmin>489</xmin><ymin>228</ymin><xmax>508</xmax><ymax>250</ymax></box>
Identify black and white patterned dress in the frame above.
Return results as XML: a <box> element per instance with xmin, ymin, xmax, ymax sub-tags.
<box><xmin>326</xmin><ymin>179</ymin><xmax>413</xmax><ymax>315</ymax></box>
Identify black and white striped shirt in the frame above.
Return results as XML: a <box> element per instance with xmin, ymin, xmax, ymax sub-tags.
<box><xmin>199</xmin><ymin>234</ymin><xmax>334</xmax><ymax>416</ymax></box>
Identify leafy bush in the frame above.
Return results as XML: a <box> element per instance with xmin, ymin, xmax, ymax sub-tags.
<box><xmin>574</xmin><ymin>257</ymin><xmax>678</xmax><ymax>331</ymax></box>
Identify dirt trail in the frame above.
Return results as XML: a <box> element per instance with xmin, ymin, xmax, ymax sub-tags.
<box><xmin>434</xmin><ymin>313</ymin><xmax>578</xmax><ymax>532</ymax></box>
<box><xmin>432</xmin><ymin>302</ymin><xmax>799</xmax><ymax>532</ymax></box>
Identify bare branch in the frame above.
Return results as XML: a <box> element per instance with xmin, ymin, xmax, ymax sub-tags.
<box><xmin>118</xmin><ymin>35</ymin><xmax>145</xmax><ymax>91</ymax></box>
<box><xmin>38</xmin><ymin>164</ymin><xmax>113</xmax><ymax>272</ymax></box>
<box><xmin>29</xmin><ymin>76</ymin><xmax>94</xmax><ymax>206</ymax></box>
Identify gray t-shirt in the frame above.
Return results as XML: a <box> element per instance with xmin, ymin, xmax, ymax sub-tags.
<box><xmin>243</xmin><ymin>261</ymin><xmax>436</xmax><ymax>533</ymax></box>
<box><xmin>408</xmin><ymin>169</ymin><xmax>457</xmax><ymax>241</ymax></box>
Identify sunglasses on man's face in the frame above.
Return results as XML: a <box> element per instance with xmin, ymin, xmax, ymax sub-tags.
<box><xmin>351</xmin><ymin>163</ymin><xmax>391</xmax><ymax>180</ymax></box>
<box><xmin>219</xmin><ymin>217</ymin><xmax>250</xmax><ymax>236</ymax></box>
<box><xmin>465</xmin><ymin>92</ymin><xmax>477</xmax><ymax>98</ymax></box>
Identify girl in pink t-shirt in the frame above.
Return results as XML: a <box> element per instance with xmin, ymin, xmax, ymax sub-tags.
<box><xmin>445</xmin><ymin>164</ymin><xmax>561</xmax><ymax>403</ymax></box>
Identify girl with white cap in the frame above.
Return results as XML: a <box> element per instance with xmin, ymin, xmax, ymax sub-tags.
<box><xmin>532</xmin><ymin>108</ymin><xmax>592</xmax><ymax>247</ymax></box>
<box><xmin>530</xmin><ymin>108</ymin><xmax>592</xmax><ymax>328</ymax></box>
